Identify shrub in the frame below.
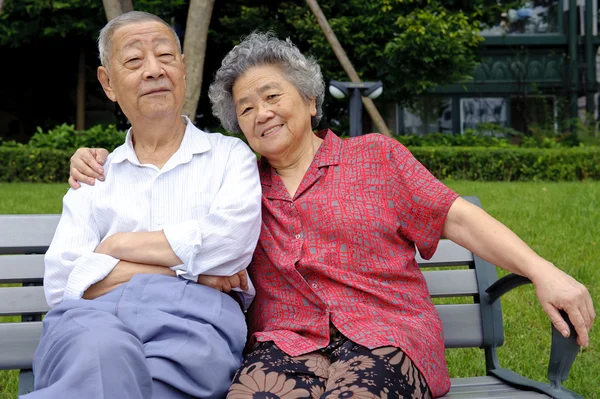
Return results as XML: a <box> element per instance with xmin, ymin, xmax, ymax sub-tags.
<box><xmin>1</xmin><ymin>145</ymin><xmax>598</xmax><ymax>183</ymax></box>
<box><xmin>27</xmin><ymin>124</ymin><xmax>126</xmax><ymax>152</ymax></box>
<box><xmin>411</xmin><ymin>146</ymin><xmax>600</xmax><ymax>181</ymax></box>
<box><xmin>0</xmin><ymin>147</ymin><xmax>70</xmax><ymax>183</ymax></box>
<box><xmin>395</xmin><ymin>131</ymin><xmax>513</xmax><ymax>148</ymax></box>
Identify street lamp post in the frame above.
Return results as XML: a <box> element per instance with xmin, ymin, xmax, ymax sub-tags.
<box><xmin>328</xmin><ymin>80</ymin><xmax>383</xmax><ymax>137</ymax></box>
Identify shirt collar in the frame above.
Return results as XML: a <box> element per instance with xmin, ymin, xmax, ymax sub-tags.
<box><xmin>111</xmin><ymin>116</ymin><xmax>211</xmax><ymax>165</ymax></box>
<box><xmin>259</xmin><ymin>128</ymin><xmax>341</xmax><ymax>187</ymax></box>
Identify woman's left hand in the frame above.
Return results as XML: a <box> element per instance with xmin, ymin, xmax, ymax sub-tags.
<box><xmin>532</xmin><ymin>267</ymin><xmax>595</xmax><ymax>347</ymax></box>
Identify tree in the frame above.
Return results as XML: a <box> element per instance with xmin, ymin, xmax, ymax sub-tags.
<box><xmin>181</xmin><ymin>0</ymin><xmax>215</xmax><ymax>120</ymax></box>
<box><xmin>102</xmin><ymin>0</ymin><xmax>133</xmax><ymax>21</ymax></box>
<box><xmin>0</xmin><ymin>0</ymin><xmax>185</xmax><ymax>134</ymax></box>
<box><xmin>215</xmin><ymin>0</ymin><xmax>485</xmax><ymax>129</ymax></box>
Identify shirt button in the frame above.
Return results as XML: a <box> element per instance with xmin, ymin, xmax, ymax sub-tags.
<box><xmin>158</xmin><ymin>175</ymin><xmax>163</xmax><ymax>179</ymax></box>
<box><xmin>295</xmin><ymin>233</ymin><xmax>301</xmax><ymax>239</ymax></box>
<box><xmin>312</xmin><ymin>283</ymin><xmax>318</xmax><ymax>289</ymax></box>
<box><xmin>288</xmin><ymin>203</ymin><xmax>294</xmax><ymax>208</ymax></box>
<box><xmin>157</xmin><ymin>218</ymin><xmax>163</xmax><ymax>225</ymax></box>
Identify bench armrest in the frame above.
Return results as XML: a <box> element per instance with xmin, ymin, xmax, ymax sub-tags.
<box><xmin>484</xmin><ymin>273</ymin><xmax>582</xmax><ymax>399</ymax></box>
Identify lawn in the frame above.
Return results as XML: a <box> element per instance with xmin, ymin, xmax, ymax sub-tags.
<box><xmin>0</xmin><ymin>181</ymin><xmax>598</xmax><ymax>398</ymax></box>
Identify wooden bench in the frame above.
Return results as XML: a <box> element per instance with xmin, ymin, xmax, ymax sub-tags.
<box><xmin>0</xmin><ymin>196</ymin><xmax>583</xmax><ymax>398</ymax></box>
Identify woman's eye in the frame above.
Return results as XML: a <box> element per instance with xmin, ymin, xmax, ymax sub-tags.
<box><xmin>267</xmin><ymin>94</ymin><xmax>280</xmax><ymax>100</ymax></box>
<box><xmin>241</xmin><ymin>107</ymin><xmax>252</xmax><ymax>116</ymax></box>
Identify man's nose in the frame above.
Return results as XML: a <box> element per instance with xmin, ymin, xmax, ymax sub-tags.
<box><xmin>143</xmin><ymin>55</ymin><xmax>164</xmax><ymax>79</ymax></box>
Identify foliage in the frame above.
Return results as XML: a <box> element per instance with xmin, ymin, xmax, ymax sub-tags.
<box><xmin>411</xmin><ymin>146</ymin><xmax>600</xmax><ymax>181</ymax></box>
<box><xmin>25</xmin><ymin>123</ymin><xmax>126</xmax><ymax>152</ymax></box>
<box><xmin>214</xmin><ymin>0</ymin><xmax>486</xmax><ymax>112</ymax></box>
<box><xmin>395</xmin><ymin>131</ymin><xmax>513</xmax><ymax>148</ymax></box>
<box><xmin>0</xmin><ymin>0</ymin><xmax>105</xmax><ymax>46</ymax></box>
<box><xmin>0</xmin><ymin>146</ymin><xmax>70</xmax><ymax>183</ymax></box>
<box><xmin>0</xmin><ymin>0</ymin><xmax>186</xmax><ymax>47</ymax></box>
<box><xmin>2</xmin><ymin>141</ymin><xmax>599</xmax><ymax>183</ymax></box>
<box><xmin>383</xmin><ymin>4</ymin><xmax>483</xmax><ymax>100</ymax></box>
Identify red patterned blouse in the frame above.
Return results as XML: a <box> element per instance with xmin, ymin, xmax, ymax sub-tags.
<box><xmin>247</xmin><ymin>129</ymin><xmax>459</xmax><ymax>397</ymax></box>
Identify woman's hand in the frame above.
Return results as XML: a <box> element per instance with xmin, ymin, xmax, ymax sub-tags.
<box><xmin>531</xmin><ymin>266</ymin><xmax>595</xmax><ymax>347</ymax></box>
<box><xmin>197</xmin><ymin>270</ymin><xmax>249</xmax><ymax>292</ymax></box>
<box><xmin>69</xmin><ymin>147</ymin><xmax>109</xmax><ymax>189</ymax></box>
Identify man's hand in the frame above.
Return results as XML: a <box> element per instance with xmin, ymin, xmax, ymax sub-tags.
<box><xmin>69</xmin><ymin>147</ymin><xmax>109</xmax><ymax>189</ymax></box>
<box><xmin>82</xmin><ymin>261</ymin><xmax>176</xmax><ymax>300</ymax></box>
<box><xmin>197</xmin><ymin>270</ymin><xmax>249</xmax><ymax>292</ymax></box>
<box><xmin>532</xmin><ymin>267</ymin><xmax>595</xmax><ymax>347</ymax></box>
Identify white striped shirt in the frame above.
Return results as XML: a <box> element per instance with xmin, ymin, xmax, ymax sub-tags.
<box><xmin>44</xmin><ymin>117</ymin><xmax>262</xmax><ymax>309</ymax></box>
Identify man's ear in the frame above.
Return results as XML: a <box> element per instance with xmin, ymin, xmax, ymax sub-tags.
<box><xmin>97</xmin><ymin>66</ymin><xmax>117</xmax><ymax>102</ymax></box>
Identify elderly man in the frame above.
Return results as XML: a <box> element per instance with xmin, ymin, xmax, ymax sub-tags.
<box><xmin>22</xmin><ymin>11</ymin><xmax>261</xmax><ymax>399</ymax></box>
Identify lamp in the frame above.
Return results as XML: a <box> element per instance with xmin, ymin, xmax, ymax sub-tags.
<box><xmin>328</xmin><ymin>80</ymin><xmax>383</xmax><ymax>137</ymax></box>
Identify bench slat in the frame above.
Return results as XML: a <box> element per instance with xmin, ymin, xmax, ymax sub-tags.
<box><xmin>423</xmin><ymin>270</ymin><xmax>478</xmax><ymax>297</ymax></box>
<box><xmin>436</xmin><ymin>304</ymin><xmax>483</xmax><ymax>348</ymax></box>
<box><xmin>417</xmin><ymin>240</ymin><xmax>474</xmax><ymax>268</ymax></box>
<box><xmin>0</xmin><ymin>287</ymin><xmax>50</xmax><ymax>316</ymax></box>
<box><xmin>0</xmin><ymin>322</ymin><xmax>43</xmax><ymax>370</ymax></box>
<box><xmin>445</xmin><ymin>376</ymin><xmax>549</xmax><ymax>398</ymax></box>
<box><xmin>0</xmin><ymin>255</ymin><xmax>45</xmax><ymax>283</ymax></box>
<box><xmin>0</xmin><ymin>215</ymin><xmax>59</xmax><ymax>255</ymax></box>
<box><xmin>442</xmin><ymin>379</ymin><xmax>548</xmax><ymax>399</ymax></box>
<box><xmin>442</xmin><ymin>379</ymin><xmax>548</xmax><ymax>398</ymax></box>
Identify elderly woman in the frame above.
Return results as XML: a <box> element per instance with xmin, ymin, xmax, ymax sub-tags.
<box><xmin>70</xmin><ymin>32</ymin><xmax>594</xmax><ymax>398</ymax></box>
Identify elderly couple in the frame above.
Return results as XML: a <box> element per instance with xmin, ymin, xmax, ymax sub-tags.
<box><xmin>22</xmin><ymin>11</ymin><xmax>594</xmax><ymax>399</ymax></box>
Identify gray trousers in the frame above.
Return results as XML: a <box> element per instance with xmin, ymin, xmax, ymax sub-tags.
<box><xmin>22</xmin><ymin>274</ymin><xmax>247</xmax><ymax>399</ymax></box>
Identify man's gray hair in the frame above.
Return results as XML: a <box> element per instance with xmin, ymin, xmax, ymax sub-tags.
<box><xmin>209</xmin><ymin>31</ymin><xmax>325</xmax><ymax>134</ymax></box>
<box><xmin>98</xmin><ymin>11</ymin><xmax>181</xmax><ymax>67</ymax></box>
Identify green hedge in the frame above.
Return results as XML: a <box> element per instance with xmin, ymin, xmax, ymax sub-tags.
<box><xmin>411</xmin><ymin>146</ymin><xmax>600</xmax><ymax>181</ymax></box>
<box><xmin>1</xmin><ymin>145</ymin><xmax>599</xmax><ymax>183</ymax></box>
<box><xmin>0</xmin><ymin>147</ymin><xmax>70</xmax><ymax>183</ymax></box>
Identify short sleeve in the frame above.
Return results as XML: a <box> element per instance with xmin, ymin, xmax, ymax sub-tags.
<box><xmin>387</xmin><ymin>140</ymin><xmax>459</xmax><ymax>259</ymax></box>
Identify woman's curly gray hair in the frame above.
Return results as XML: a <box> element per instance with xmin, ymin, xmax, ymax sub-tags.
<box><xmin>208</xmin><ymin>31</ymin><xmax>325</xmax><ymax>133</ymax></box>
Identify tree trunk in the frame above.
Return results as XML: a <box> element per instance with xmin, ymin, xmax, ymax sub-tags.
<box><xmin>182</xmin><ymin>0</ymin><xmax>216</xmax><ymax>123</ymax></box>
<box><xmin>0</xmin><ymin>0</ymin><xmax>4</xmax><ymax>16</ymax></box>
<box><xmin>76</xmin><ymin>47</ymin><xmax>86</xmax><ymax>131</ymax></box>
<box><xmin>101</xmin><ymin>0</ymin><xmax>133</xmax><ymax>21</ymax></box>
<box><xmin>305</xmin><ymin>0</ymin><xmax>392</xmax><ymax>137</ymax></box>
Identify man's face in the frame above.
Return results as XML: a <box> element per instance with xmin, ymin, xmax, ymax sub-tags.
<box><xmin>97</xmin><ymin>21</ymin><xmax>186</xmax><ymax>122</ymax></box>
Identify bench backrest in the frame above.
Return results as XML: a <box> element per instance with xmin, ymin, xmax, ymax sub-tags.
<box><xmin>0</xmin><ymin>215</ymin><xmax>58</xmax><ymax>370</ymax></box>
<box><xmin>0</xmin><ymin>196</ymin><xmax>504</xmax><ymax>372</ymax></box>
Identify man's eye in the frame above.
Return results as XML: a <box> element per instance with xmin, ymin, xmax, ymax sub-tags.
<box><xmin>126</xmin><ymin>58</ymin><xmax>141</xmax><ymax>64</ymax></box>
<box><xmin>159</xmin><ymin>53</ymin><xmax>174</xmax><ymax>59</ymax></box>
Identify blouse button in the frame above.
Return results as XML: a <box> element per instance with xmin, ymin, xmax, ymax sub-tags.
<box><xmin>295</xmin><ymin>233</ymin><xmax>301</xmax><ymax>239</ymax></box>
<box><xmin>288</xmin><ymin>203</ymin><xmax>294</xmax><ymax>208</ymax></box>
<box><xmin>312</xmin><ymin>283</ymin><xmax>318</xmax><ymax>289</ymax></box>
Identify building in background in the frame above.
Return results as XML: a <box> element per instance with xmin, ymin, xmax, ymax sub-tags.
<box><xmin>390</xmin><ymin>0</ymin><xmax>600</xmax><ymax>136</ymax></box>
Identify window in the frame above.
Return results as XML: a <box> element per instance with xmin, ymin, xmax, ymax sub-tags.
<box><xmin>461</xmin><ymin>98</ymin><xmax>508</xmax><ymax>133</ymax></box>
<box><xmin>402</xmin><ymin>98</ymin><xmax>453</xmax><ymax>135</ymax></box>
<box><xmin>480</xmin><ymin>1</ymin><xmax>560</xmax><ymax>36</ymax></box>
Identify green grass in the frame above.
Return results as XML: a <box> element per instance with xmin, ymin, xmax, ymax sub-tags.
<box><xmin>0</xmin><ymin>181</ymin><xmax>599</xmax><ymax>398</ymax></box>
<box><xmin>443</xmin><ymin>180</ymin><xmax>600</xmax><ymax>399</ymax></box>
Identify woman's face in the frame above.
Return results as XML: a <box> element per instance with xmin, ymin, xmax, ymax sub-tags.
<box><xmin>232</xmin><ymin>64</ymin><xmax>316</xmax><ymax>162</ymax></box>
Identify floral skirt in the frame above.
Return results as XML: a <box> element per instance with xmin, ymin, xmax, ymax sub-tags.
<box><xmin>227</xmin><ymin>328</ymin><xmax>432</xmax><ymax>399</ymax></box>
